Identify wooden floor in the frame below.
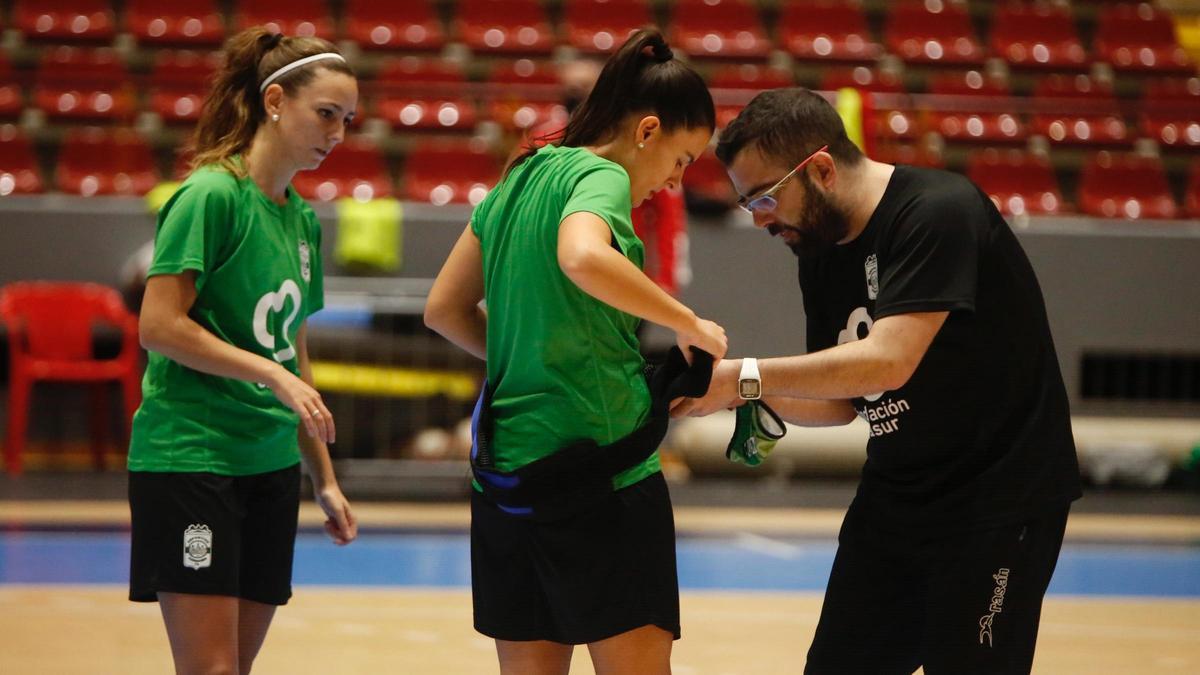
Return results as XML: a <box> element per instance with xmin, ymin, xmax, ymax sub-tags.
<box><xmin>1</xmin><ymin>587</ymin><xmax>1198</xmax><ymax>674</ymax></box>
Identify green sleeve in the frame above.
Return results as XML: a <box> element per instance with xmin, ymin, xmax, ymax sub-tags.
<box><xmin>147</xmin><ymin>170</ymin><xmax>238</xmax><ymax>293</ymax></box>
<box><xmin>560</xmin><ymin>163</ymin><xmax>636</xmax><ymax>252</ymax></box>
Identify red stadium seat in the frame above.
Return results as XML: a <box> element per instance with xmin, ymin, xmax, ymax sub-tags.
<box><xmin>55</xmin><ymin>128</ymin><xmax>160</xmax><ymax>196</ymax></box>
<box><xmin>885</xmin><ymin>0</ymin><xmax>985</xmax><ymax>65</ymax></box>
<box><xmin>455</xmin><ymin>0</ymin><xmax>555</xmax><ymax>55</ymax></box>
<box><xmin>1031</xmin><ymin>75</ymin><xmax>1130</xmax><ymax>146</ymax></box>
<box><xmin>0</xmin><ymin>54</ymin><xmax>23</xmax><ymax>119</ymax></box>
<box><xmin>670</xmin><ymin>0</ymin><xmax>771</xmax><ymax>60</ymax></box>
<box><xmin>1139</xmin><ymin>77</ymin><xmax>1200</xmax><ymax>150</ymax></box>
<box><xmin>967</xmin><ymin>149</ymin><xmax>1065</xmax><ymax>216</ymax></box>
<box><xmin>1078</xmin><ymin>152</ymin><xmax>1177</xmax><ymax>219</ymax></box>
<box><xmin>234</xmin><ymin>0</ymin><xmax>335</xmax><ymax>40</ymax></box>
<box><xmin>926</xmin><ymin>70</ymin><xmax>1025</xmax><ymax>143</ymax></box>
<box><xmin>293</xmin><ymin>139</ymin><xmax>393</xmax><ymax>202</ymax></box>
<box><xmin>709</xmin><ymin>64</ymin><xmax>796</xmax><ymax>128</ymax></box>
<box><xmin>779</xmin><ymin>0</ymin><xmax>882</xmax><ymax>63</ymax></box>
<box><xmin>1186</xmin><ymin>160</ymin><xmax>1200</xmax><ymax>218</ymax></box>
<box><xmin>1094</xmin><ymin>3</ymin><xmax>1193</xmax><ymax>74</ymax></box>
<box><xmin>34</xmin><ymin>47</ymin><xmax>136</xmax><ymax>122</ymax></box>
<box><xmin>821</xmin><ymin>68</ymin><xmax>917</xmax><ymax>141</ymax></box>
<box><xmin>873</xmin><ymin>141</ymin><xmax>946</xmax><ymax>168</ymax></box>
<box><xmin>562</xmin><ymin>0</ymin><xmax>651</xmax><ymax>54</ymax></box>
<box><xmin>147</xmin><ymin>50</ymin><xmax>219</xmax><ymax>124</ymax></box>
<box><xmin>402</xmin><ymin>141</ymin><xmax>501</xmax><ymax>206</ymax></box>
<box><xmin>374</xmin><ymin>57</ymin><xmax>477</xmax><ymax>131</ymax></box>
<box><xmin>681</xmin><ymin>152</ymin><xmax>737</xmax><ymax>211</ymax></box>
<box><xmin>486</xmin><ymin>59</ymin><xmax>565</xmax><ymax>131</ymax></box>
<box><xmin>0</xmin><ymin>125</ymin><xmax>44</xmax><ymax>195</ymax></box>
<box><xmin>342</xmin><ymin>0</ymin><xmax>445</xmax><ymax>51</ymax></box>
<box><xmin>126</xmin><ymin>0</ymin><xmax>225</xmax><ymax>46</ymax></box>
<box><xmin>990</xmin><ymin>1</ymin><xmax>1088</xmax><ymax>70</ymax></box>
<box><xmin>13</xmin><ymin>0</ymin><xmax>116</xmax><ymax>43</ymax></box>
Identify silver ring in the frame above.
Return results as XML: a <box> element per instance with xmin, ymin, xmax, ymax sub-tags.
<box><xmin>310</xmin><ymin>409</ymin><xmax>322</xmax><ymax>417</ymax></box>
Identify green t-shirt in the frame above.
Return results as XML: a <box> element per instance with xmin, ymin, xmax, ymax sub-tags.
<box><xmin>471</xmin><ymin>144</ymin><xmax>656</xmax><ymax>490</ymax></box>
<box><xmin>128</xmin><ymin>163</ymin><xmax>324</xmax><ymax>475</ymax></box>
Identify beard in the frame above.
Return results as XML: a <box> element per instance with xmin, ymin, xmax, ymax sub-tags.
<box><xmin>769</xmin><ymin>178</ymin><xmax>851</xmax><ymax>256</ymax></box>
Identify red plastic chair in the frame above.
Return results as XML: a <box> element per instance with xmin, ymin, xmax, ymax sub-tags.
<box><xmin>342</xmin><ymin>0</ymin><xmax>445</xmax><ymax>51</ymax></box>
<box><xmin>0</xmin><ymin>125</ymin><xmax>44</xmax><ymax>195</ymax></box>
<box><xmin>374</xmin><ymin>57</ymin><xmax>477</xmax><ymax>131</ymax></box>
<box><xmin>292</xmin><ymin>138</ymin><xmax>393</xmax><ymax>202</ymax></box>
<box><xmin>455</xmin><ymin>0</ymin><xmax>555</xmax><ymax>55</ymax></box>
<box><xmin>486</xmin><ymin>59</ymin><xmax>565</xmax><ymax>131</ymax></box>
<box><xmin>13</xmin><ymin>0</ymin><xmax>116</xmax><ymax>43</ymax></box>
<box><xmin>885</xmin><ymin>0</ymin><xmax>985</xmax><ymax>65</ymax></box>
<box><xmin>126</xmin><ymin>0</ymin><xmax>225</xmax><ymax>46</ymax></box>
<box><xmin>0</xmin><ymin>54</ymin><xmax>23</xmax><ymax>119</ymax></box>
<box><xmin>1139</xmin><ymin>77</ymin><xmax>1200</xmax><ymax>150</ymax></box>
<box><xmin>779</xmin><ymin>0</ymin><xmax>882</xmax><ymax>63</ymax></box>
<box><xmin>562</xmin><ymin>0</ymin><xmax>651</xmax><ymax>54</ymax></box>
<box><xmin>1031</xmin><ymin>75</ymin><xmax>1130</xmax><ymax>146</ymax></box>
<box><xmin>990</xmin><ymin>1</ymin><xmax>1088</xmax><ymax>70</ymax></box>
<box><xmin>709</xmin><ymin>64</ymin><xmax>796</xmax><ymax>128</ymax></box>
<box><xmin>234</xmin><ymin>0</ymin><xmax>335</xmax><ymax>40</ymax></box>
<box><xmin>681</xmin><ymin>151</ymin><xmax>737</xmax><ymax>211</ymax></box>
<box><xmin>1186</xmin><ymin>160</ymin><xmax>1200</xmax><ymax>218</ymax></box>
<box><xmin>148</xmin><ymin>50</ymin><xmax>219</xmax><ymax>124</ymax></box>
<box><xmin>967</xmin><ymin>149</ymin><xmax>1065</xmax><ymax>216</ymax></box>
<box><xmin>821</xmin><ymin>67</ymin><xmax>917</xmax><ymax>141</ymax></box>
<box><xmin>33</xmin><ymin>47</ymin><xmax>136</xmax><ymax>122</ymax></box>
<box><xmin>670</xmin><ymin>0</ymin><xmax>771</xmax><ymax>60</ymax></box>
<box><xmin>402</xmin><ymin>142</ymin><xmax>500</xmax><ymax>205</ymax></box>
<box><xmin>926</xmin><ymin>70</ymin><xmax>1025</xmax><ymax>143</ymax></box>
<box><xmin>56</xmin><ymin>128</ymin><xmax>160</xmax><ymax>196</ymax></box>
<box><xmin>1078</xmin><ymin>152</ymin><xmax>1177</xmax><ymax>219</ymax></box>
<box><xmin>873</xmin><ymin>141</ymin><xmax>946</xmax><ymax>168</ymax></box>
<box><xmin>0</xmin><ymin>282</ymin><xmax>141</xmax><ymax>474</ymax></box>
<box><xmin>1094</xmin><ymin>3</ymin><xmax>1193</xmax><ymax>74</ymax></box>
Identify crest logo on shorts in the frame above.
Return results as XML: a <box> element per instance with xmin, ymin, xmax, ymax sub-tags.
<box><xmin>298</xmin><ymin>240</ymin><xmax>312</xmax><ymax>282</ymax></box>
<box><xmin>183</xmin><ymin>524</ymin><xmax>213</xmax><ymax>570</ymax></box>
<box><xmin>864</xmin><ymin>254</ymin><xmax>878</xmax><ymax>300</ymax></box>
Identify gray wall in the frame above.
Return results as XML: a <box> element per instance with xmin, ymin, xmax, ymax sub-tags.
<box><xmin>2</xmin><ymin>197</ymin><xmax>1198</xmax><ymax>415</ymax></box>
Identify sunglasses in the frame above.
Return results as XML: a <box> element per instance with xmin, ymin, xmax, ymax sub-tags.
<box><xmin>737</xmin><ymin>144</ymin><xmax>829</xmax><ymax>215</ymax></box>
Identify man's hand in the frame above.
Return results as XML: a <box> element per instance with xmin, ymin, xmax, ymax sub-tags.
<box><xmin>671</xmin><ymin>358</ymin><xmax>744</xmax><ymax>417</ymax></box>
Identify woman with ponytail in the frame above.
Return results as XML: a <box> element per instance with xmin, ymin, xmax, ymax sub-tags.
<box><xmin>127</xmin><ymin>28</ymin><xmax>358</xmax><ymax>674</ymax></box>
<box><xmin>426</xmin><ymin>29</ymin><xmax>725</xmax><ymax>674</ymax></box>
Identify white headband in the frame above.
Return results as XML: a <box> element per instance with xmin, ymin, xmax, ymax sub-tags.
<box><xmin>259</xmin><ymin>53</ymin><xmax>346</xmax><ymax>93</ymax></box>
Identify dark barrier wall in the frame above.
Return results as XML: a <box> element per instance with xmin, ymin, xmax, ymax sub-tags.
<box><xmin>1</xmin><ymin>197</ymin><xmax>1197</xmax><ymax>416</ymax></box>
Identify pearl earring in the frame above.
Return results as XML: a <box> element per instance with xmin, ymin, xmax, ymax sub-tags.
<box><xmin>272</xmin><ymin>113</ymin><xmax>280</xmax><ymax>122</ymax></box>
<box><xmin>637</xmin><ymin>142</ymin><xmax>644</xmax><ymax>149</ymax></box>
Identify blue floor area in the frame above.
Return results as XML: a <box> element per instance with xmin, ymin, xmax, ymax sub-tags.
<box><xmin>2</xmin><ymin>530</ymin><xmax>1199</xmax><ymax>598</ymax></box>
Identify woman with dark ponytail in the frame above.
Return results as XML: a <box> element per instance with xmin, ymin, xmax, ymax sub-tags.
<box><xmin>128</xmin><ymin>27</ymin><xmax>358</xmax><ymax>674</ymax></box>
<box><xmin>426</xmin><ymin>29</ymin><xmax>725</xmax><ymax>674</ymax></box>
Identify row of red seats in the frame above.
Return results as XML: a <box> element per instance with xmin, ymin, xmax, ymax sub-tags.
<box><xmin>6</xmin><ymin>0</ymin><xmax>1194</xmax><ymax>73</ymax></box>
<box><xmin>2</xmin><ymin>125</ymin><xmax>1198</xmax><ymax>220</ymax></box>
<box><xmin>4</xmin><ymin>47</ymin><xmax>1197</xmax><ymax>151</ymax></box>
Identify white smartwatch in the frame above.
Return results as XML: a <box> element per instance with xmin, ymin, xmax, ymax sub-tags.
<box><xmin>738</xmin><ymin>358</ymin><xmax>762</xmax><ymax>400</ymax></box>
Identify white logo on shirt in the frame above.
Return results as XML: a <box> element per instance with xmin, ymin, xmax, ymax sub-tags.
<box><xmin>865</xmin><ymin>254</ymin><xmax>878</xmax><ymax>300</ymax></box>
<box><xmin>253</xmin><ymin>279</ymin><xmax>302</xmax><ymax>362</ymax></box>
<box><xmin>837</xmin><ymin>307</ymin><xmax>885</xmax><ymax>403</ymax></box>
<box><xmin>183</xmin><ymin>524</ymin><xmax>213</xmax><ymax>570</ymax></box>
<box><xmin>298</xmin><ymin>240</ymin><xmax>311</xmax><ymax>282</ymax></box>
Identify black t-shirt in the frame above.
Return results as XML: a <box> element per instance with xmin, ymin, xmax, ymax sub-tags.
<box><xmin>799</xmin><ymin>165</ymin><xmax>1081</xmax><ymax>534</ymax></box>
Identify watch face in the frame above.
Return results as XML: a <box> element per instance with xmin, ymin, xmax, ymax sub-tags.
<box><xmin>738</xmin><ymin>378</ymin><xmax>762</xmax><ymax>399</ymax></box>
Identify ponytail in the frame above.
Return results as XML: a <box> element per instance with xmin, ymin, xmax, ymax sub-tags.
<box><xmin>509</xmin><ymin>28</ymin><xmax>714</xmax><ymax>175</ymax></box>
<box><xmin>190</xmin><ymin>28</ymin><xmax>355</xmax><ymax>175</ymax></box>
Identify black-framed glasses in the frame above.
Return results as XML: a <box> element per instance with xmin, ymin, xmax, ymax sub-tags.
<box><xmin>737</xmin><ymin>145</ymin><xmax>829</xmax><ymax>215</ymax></box>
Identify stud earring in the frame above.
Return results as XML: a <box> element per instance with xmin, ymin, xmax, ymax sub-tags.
<box><xmin>637</xmin><ymin>142</ymin><xmax>644</xmax><ymax>149</ymax></box>
<box><xmin>272</xmin><ymin>113</ymin><xmax>280</xmax><ymax>122</ymax></box>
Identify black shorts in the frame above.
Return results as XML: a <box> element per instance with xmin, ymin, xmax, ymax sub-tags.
<box><xmin>806</xmin><ymin>502</ymin><xmax>1071</xmax><ymax>675</ymax></box>
<box><xmin>471</xmin><ymin>471</ymin><xmax>680</xmax><ymax>645</ymax></box>
<box><xmin>128</xmin><ymin>464</ymin><xmax>301</xmax><ymax>606</ymax></box>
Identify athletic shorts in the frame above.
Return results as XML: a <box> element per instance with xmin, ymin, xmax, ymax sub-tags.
<box><xmin>805</xmin><ymin>501</ymin><xmax>1071</xmax><ymax>675</ymax></box>
<box><xmin>471</xmin><ymin>471</ymin><xmax>680</xmax><ymax>645</ymax></box>
<box><xmin>128</xmin><ymin>464</ymin><xmax>301</xmax><ymax>606</ymax></box>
